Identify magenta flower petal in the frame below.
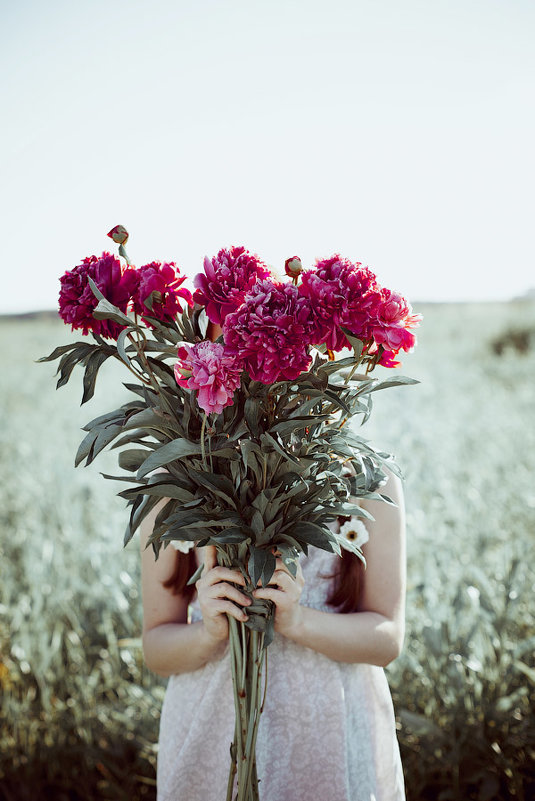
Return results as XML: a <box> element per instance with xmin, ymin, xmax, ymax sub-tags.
<box><xmin>223</xmin><ymin>279</ymin><xmax>313</xmax><ymax>384</ymax></box>
<box><xmin>299</xmin><ymin>255</ymin><xmax>382</xmax><ymax>351</ymax></box>
<box><xmin>192</xmin><ymin>246</ymin><xmax>272</xmax><ymax>325</ymax></box>
<box><xmin>58</xmin><ymin>252</ymin><xmax>138</xmax><ymax>340</ymax></box>
<box><xmin>131</xmin><ymin>261</ymin><xmax>193</xmax><ymax>326</ymax></box>
<box><xmin>371</xmin><ymin>289</ymin><xmax>422</xmax><ymax>354</ymax></box>
<box><xmin>174</xmin><ymin>341</ymin><xmax>242</xmax><ymax>416</ymax></box>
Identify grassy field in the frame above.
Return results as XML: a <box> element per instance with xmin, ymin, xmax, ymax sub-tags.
<box><xmin>1</xmin><ymin>303</ymin><xmax>534</xmax><ymax>800</ymax></box>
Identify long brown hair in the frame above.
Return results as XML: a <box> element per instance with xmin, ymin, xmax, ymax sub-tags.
<box><xmin>162</xmin><ymin>532</ymin><xmax>364</xmax><ymax>613</ymax></box>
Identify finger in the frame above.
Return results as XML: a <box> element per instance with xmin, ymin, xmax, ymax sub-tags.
<box><xmin>204</xmin><ymin>566</ymin><xmax>246</xmax><ymax>586</ymax></box>
<box><xmin>207</xmin><ymin>599</ymin><xmax>249</xmax><ymax>622</ymax></box>
<box><xmin>203</xmin><ymin>545</ymin><xmax>217</xmax><ymax>571</ymax></box>
<box><xmin>253</xmin><ymin>587</ymin><xmax>286</xmax><ymax>604</ymax></box>
<box><xmin>266</xmin><ymin>569</ymin><xmax>295</xmax><ymax>591</ymax></box>
<box><xmin>206</xmin><ymin>583</ymin><xmax>252</xmax><ymax>607</ymax></box>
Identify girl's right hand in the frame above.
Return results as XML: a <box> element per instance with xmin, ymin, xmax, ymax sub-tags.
<box><xmin>195</xmin><ymin>546</ymin><xmax>252</xmax><ymax>643</ymax></box>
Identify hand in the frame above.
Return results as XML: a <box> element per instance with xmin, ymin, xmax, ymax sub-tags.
<box><xmin>196</xmin><ymin>546</ymin><xmax>252</xmax><ymax>644</ymax></box>
<box><xmin>253</xmin><ymin>558</ymin><xmax>305</xmax><ymax>638</ymax></box>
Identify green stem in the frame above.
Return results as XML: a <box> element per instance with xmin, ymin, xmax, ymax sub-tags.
<box><xmin>207</xmin><ymin>416</ymin><xmax>214</xmax><ymax>473</ymax></box>
<box><xmin>113</xmin><ymin>352</ymin><xmax>152</xmax><ymax>386</ymax></box>
<box><xmin>200</xmin><ymin>414</ymin><xmax>207</xmax><ymax>469</ymax></box>
<box><xmin>227</xmin><ymin>618</ymin><xmax>244</xmax><ymax>798</ymax></box>
<box><xmin>127</xmin><ymin>330</ymin><xmax>161</xmax><ymax>391</ymax></box>
<box><xmin>240</xmin><ymin>620</ymin><xmax>247</xmax><ymax>690</ymax></box>
<box><xmin>243</xmin><ymin>631</ymin><xmax>264</xmax><ymax>798</ymax></box>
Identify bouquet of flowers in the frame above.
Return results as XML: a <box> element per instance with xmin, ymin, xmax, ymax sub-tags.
<box><xmin>40</xmin><ymin>226</ymin><xmax>421</xmax><ymax>801</ymax></box>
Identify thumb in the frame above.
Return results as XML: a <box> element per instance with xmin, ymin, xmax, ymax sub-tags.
<box><xmin>203</xmin><ymin>544</ymin><xmax>217</xmax><ymax>572</ymax></box>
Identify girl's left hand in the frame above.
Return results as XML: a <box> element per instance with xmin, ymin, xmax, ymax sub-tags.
<box><xmin>252</xmin><ymin>558</ymin><xmax>305</xmax><ymax>638</ymax></box>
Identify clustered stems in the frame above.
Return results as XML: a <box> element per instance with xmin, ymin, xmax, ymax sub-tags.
<box><xmin>227</xmin><ymin>618</ymin><xmax>266</xmax><ymax>801</ymax></box>
<box><xmin>218</xmin><ymin>547</ymin><xmax>269</xmax><ymax>801</ymax></box>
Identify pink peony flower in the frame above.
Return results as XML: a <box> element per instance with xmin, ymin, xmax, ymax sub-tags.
<box><xmin>58</xmin><ymin>252</ymin><xmax>138</xmax><ymax>339</ymax></box>
<box><xmin>371</xmin><ymin>289</ymin><xmax>422</xmax><ymax>354</ymax></box>
<box><xmin>131</xmin><ymin>261</ymin><xmax>193</xmax><ymax>324</ymax></box>
<box><xmin>193</xmin><ymin>246</ymin><xmax>272</xmax><ymax>325</ymax></box>
<box><xmin>174</xmin><ymin>341</ymin><xmax>242</xmax><ymax>416</ymax></box>
<box><xmin>223</xmin><ymin>279</ymin><xmax>313</xmax><ymax>384</ymax></box>
<box><xmin>299</xmin><ymin>255</ymin><xmax>381</xmax><ymax>351</ymax></box>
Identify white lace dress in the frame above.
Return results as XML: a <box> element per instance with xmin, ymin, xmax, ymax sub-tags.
<box><xmin>156</xmin><ymin>537</ymin><xmax>406</xmax><ymax>801</ymax></box>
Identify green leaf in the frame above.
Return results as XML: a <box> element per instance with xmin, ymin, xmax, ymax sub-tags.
<box><xmin>269</xmin><ymin>416</ymin><xmax>331</xmax><ymax>437</ymax></box>
<box><xmin>211</xmin><ymin>528</ymin><xmax>249</xmax><ymax>544</ymax></box>
<box><xmin>340</xmin><ymin>328</ymin><xmax>364</xmax><ymax>358</ymax></box>
<box><xmin>367</xmin><ymin>375</ymin><xmax>420</xmax><ymax>393</ymax></box>
<box><xmin>136</xmin><ymin>438</ymin><xmax>203</xmax><ymax>479</ymax></box>
<box><xmin>249</xmin><ymin>546</ymin><xmax>268</xmax><ymax>587</ymax></box>
<box><xmin>118</xmin><ymin>482</ymin><xmax>196</xmax><ymax>503</ymax></box>
<box><xmin>82</xmin><ymin>406</ymin><xmax>134</xmax><ymax>431</ymax></box>
<box><xmin>56</xmin><ymin>347</ymin><xmax>91</xmax><ymax>389</ymax></box>
<box><xmin>88</xmin><ymin>278</ymin><xmax>134</xmax><ymax>327</ymax></box>
<box><xmin>260</xmin><ymin>551</ymin><xmax>276</xmax><ymax>586</ymax></box>
<box><xmin>187</xmin><ymin>468</ymin><xmax>238</xmax><ymax>509</ymax></box>
<box><xmin>75</xmin><ymin>430</ymin><xmax>98</xmax><ymax>467</ymax></box>
<box><xmin>250</xmin><ymin>509</ymin><xmax>264</xmax><ymax>537</ymax></box>
<box><xmin>322</xmin><ymin>388</ymin><xmax>352</xmax><ymax>414</ymax></box>
<box><xmin>277</xmin><ymin>544</ymin><xmax>299</xmax><ymax>577</ymax></box>
<box><xmin>244</xmin><ymin>397</ymin><xmax>260</xmax><ymax>437</ymax></box>
<box><xmin>116</xmin><ymin>328</ymin><xmax>131</xmax><ymax>366</ymax></box>
<box><xmin>261</xmin><ymin>432</ymin><xmax>300</xmax><ymax>465</ymax></box>
<box><xmin>187</xmin><ymin>562</ymin><xmax>204</xmax><ymax>586</ymax></box>
<box><xmin>124</xmin><ymin>494</ymin><xmax>161</xmax><ymax>546</ymax></box>
<box><xmin>82</xmin><ymin>348</ymin><xmax>113</xmax><ymax>404</ymax></box>
<box><xmin>87</xmin><ymin>424</ymin><xmax>123</xmax><ymax>465</ymax></box>
<box><xmin>239</xmin><ymin>440</ymin><xmax>263</xmax><ymax>473</ymax></box>
<box><xmin>37</xmin><ymin>342</ymin><xmax>85</xmax><ymax>363</ymax></box>
<box><xmin>290</xmin><ymin>521</ymin><xmax>335</xmax><ymax>552</ymax></box>
<box><xmin>118</xmin><ymin>449</ymin><xmax>153</xmax><ymax>472</ymax></box>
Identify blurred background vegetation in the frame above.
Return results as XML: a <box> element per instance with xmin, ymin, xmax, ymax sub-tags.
<box><xmin>1</xmin><ymin>302</ymin><xmax>534</xmax><ymax>801</ymax></box>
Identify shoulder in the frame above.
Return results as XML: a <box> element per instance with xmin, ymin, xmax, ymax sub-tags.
<box><xmin>357</xmin><ymin>468</ymin><xmax>406</xmax><ymax>619</ymax></box>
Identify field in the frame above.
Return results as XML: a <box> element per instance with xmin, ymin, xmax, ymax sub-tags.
<box><xmin>1</xmin><ymin>303</ymin><xmax>534</xmax><ymax>800</ymax></box>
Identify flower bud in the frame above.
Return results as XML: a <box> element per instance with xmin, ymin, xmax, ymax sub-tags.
<box><xmin>107</xmin><ymin>225</ymin><xmax>129</xmax><ymax>245</ymax></box>
<box><xmin>284</xmin><ymin>256</ymin><xmax>303</xmax><ymax>279</ymax></box>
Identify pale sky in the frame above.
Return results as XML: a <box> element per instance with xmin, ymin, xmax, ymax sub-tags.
<box><xmin>1</xmin><ymin>0</ymin><xmax>534</xmax><ymax>313</ymax></box>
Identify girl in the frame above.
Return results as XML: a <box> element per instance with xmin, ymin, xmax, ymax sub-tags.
<box><xmin>140</xmin><ymin>467</ymin><xmax>406</xmax><ymax>800</ymax></box>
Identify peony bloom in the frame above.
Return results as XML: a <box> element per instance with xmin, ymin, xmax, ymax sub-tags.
<box><xmin>223</xmin><ymin>279</ymin><xmax>313</xmax><ymax>384</ymax></box>
<box><xmin>58</xmin><ymin>252</ymin><xmax>138</xmax><ymax>339</ymax></box>
<box><xmin>284</xmin><ymin>256</ymin><xmax>303</xmax><ymax>280</ymax></box>
<box><xmin>371</xmin><ymin>289</ymin><xmax>422</xmax><ymax>354</ymax></box>
<box><xmin>299</xmin><ymin>255</ymin><xmax>381</xmax><ymax>351</ymax></box>
<box><xmin>174</xmin><ymin>341</ymin><xmax>242</xmax><ymax>416</ymax></box>
<box><xmin>131</xmin><ymin>261</ymin><xmax>193</xmax><ymax>324</ymax></box>
<box><xmin>107</xmin><ymin>225</ymin><xmax>129</xmax><ymax>245</ymax></box>
<box><xmin>193</xmin><ymin>246</ymin><xmax>272</xmax><ymax>325</ymax></box>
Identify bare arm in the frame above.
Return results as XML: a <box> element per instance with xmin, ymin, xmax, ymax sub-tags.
<box><xmin>140</xmin><ymin>501</ymin><xmax>251</xmax><ymax>677</ymax></box>
<box><xmin>254</xmin><ymin>470</ymin><xmax>406</xmax><ymax>667</ymax></box>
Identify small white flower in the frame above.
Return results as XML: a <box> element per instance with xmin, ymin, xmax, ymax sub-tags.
<box><xmin>170</xmin><ymin>539</ymin><xmax>195</xmax><ymax>554</ymax></box>
<box><xmin>339</xmin><ymin>518</ymin><xmax>369</xmax><ymax>550</ymax></box>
